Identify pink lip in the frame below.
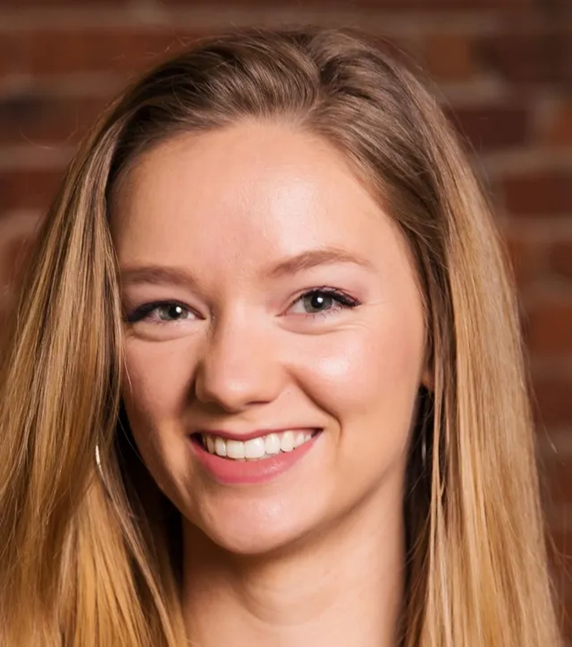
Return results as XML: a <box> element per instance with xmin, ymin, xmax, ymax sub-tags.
<box><xmin>189</xmin><ymin>432</ymin><xmax>321</xmax><ymax>485</ymax></box>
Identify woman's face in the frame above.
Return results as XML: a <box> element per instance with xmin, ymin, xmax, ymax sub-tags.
<box><xmin>112</xmin><ymin>121</ymin><xmax>428</xmax><ymax>555</ymax></box>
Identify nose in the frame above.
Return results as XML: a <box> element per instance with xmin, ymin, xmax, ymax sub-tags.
<box><xmin>193</xmin><ymin>311</ymin><xmax>283</xmax><ymax>412</ymax></box>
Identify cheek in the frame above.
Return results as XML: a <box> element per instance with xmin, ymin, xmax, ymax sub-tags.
<box><xmin>295</xmin><ymin>314</ymin><xmax>424</xmax><ymax>436</ymax></box>
<box><xmin>122</xmin><ymin>340</ymin><xmax>194</xmax><ymax>424</ymax></box>
<box><xmin>122</xmin><ymin>340</ymin><xmax>198</xmax><ymax>497</ymax></box>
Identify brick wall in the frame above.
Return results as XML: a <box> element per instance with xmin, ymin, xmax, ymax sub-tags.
<box><xmin>1</xmin><ymin>0</ymin><xmax>571</xmax><ymax>640</ymax></box>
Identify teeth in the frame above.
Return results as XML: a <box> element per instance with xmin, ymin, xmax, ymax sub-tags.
<box><xmin>264</xmin><ymin>433</ymin><xmax>281</xmax><ymax>455</ymax></box>
<box><xmin>226</xmin><ymin>439</ymin><xmax>245</xmax><ymax>460</ymax></box>
<box><xmin>294</xmin><ymin>431</ymin><xmax>306</xmax><ymax>448</ymax></box>
<box><xmin>280</xmin><ymin>431</ymin><xmax>295</xmax><ymax>452</ymax></box>
<box><xmin>215</xmin><ymin>436</ymin><xmax>227</xmax><ymax>457</ymax></box>
<box><xmin>201</xmin><ymin>430</ymin><xmax>315</xmax><ymax>461</ymax></box>
<box><xmin>244</xmin><ymin>437</ymin><xmax>265</xmax><ymax>459</ymax></box>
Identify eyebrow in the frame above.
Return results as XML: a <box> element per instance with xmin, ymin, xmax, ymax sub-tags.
<box><xmin>120</xmin><ymin>265</ymin><xmax>199</xmax><ymax>288</ymax></box>
<box><xmin>120</xmin><ymin>247</ymin><xmax>374</xmax><ymax>287</ymax></box>
<box><xmin>265</xmin><ymin>247</ymin><xmax>374</xmax><ymax>278</ymax></box>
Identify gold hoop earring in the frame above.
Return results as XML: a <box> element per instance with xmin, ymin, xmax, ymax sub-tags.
<box><xmin>94</xmin><ymin>443</ymin><xmax>108</xmax><ymax>491</ymax></box>
<box><xmin>95</xmin><ymin>443</ymin><xmax>102</xmax><ymax>468</ymax></box>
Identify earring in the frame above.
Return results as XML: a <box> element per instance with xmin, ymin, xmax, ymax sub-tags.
<box><xmin>94</xmin><ymin>443</ymin><xmax>114</xmax><ymax>500</ymax></box>
<box><xmin>95</xmin><ymin>443</ymin><xmax>105</xmax><ymax>481</ymax></box>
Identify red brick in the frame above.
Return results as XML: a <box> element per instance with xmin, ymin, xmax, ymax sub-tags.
<box><xmin>546</xmin><ymin>100</ymin><xmax>572</xmax><ymax>148</ymax></box>
<box><xmin>563</xmin><ymin>28</ymin><xmax>572</xmax><ymax>87</ymax></box>
<box><xmin>549</xmin><ymin>529</ymin><xmax>572</xmax><ymax>565</ymax></box>
<box><xmin>502</xmin><ymin>229</ymin><xmax>543</xmax><ymax>289</ymax></box>
<box><xmin>547</xmin><ymin>531</ymin><xmax>571</xmax><ymax>639</ymax></box>
<box><xmin>502</xmin><ymin>172</ymin><xmax>572</xmax><ymax>216</ymax></box>
<box><xmin>160</xmin><ymin>0</ymin><xmax>499</xmax><ymax>7</ymax></box>
<box><xmin>0</xmin><ymin>34</ymin><xmax>24</xmax><ymax>79</ymax></box>
<box><xmin>556</xmin><ymin>579</ymin><xmax>572</xmax><ymax>643</ymax></box>
<box><xmin>478</xmin><ymin>31</ymin><xmax>557</xmax><ymax>84</ymax></box>
<box><xmin>0</xmin><ymin>213</ymin><xmax>40</xmax><ymax>291</ymax></box>
<box><xmin>0</xmin><ymin>95</ymin><xmax>111</xmax><ymax>145</ymax></box>
<box><xmin>1</xmin><ymin>232</ymin><xmax>34</xmax><ymax>288</ymax></box>
<box><xmin>447</xmin><ymin>104</ymin><xmax>529</xmax><ymax>153</ymax></box>
<box><xmin>0</xmin><ymin>0</ymin><xmax>126</xmax><ymax>3</ymax></box>
<box><xmin>545</xmin><ymin>457</ymin><xmax>572</xmax><ymax>505</ymax></box>
<box><xmin>0</xmin><ymin>28</ymin><xmax>200</xmax><ymax>77</ymax></box>
<box><xmin>420</xmin><ymin>33</ymin><xmax>477</xmax><ymax>81</ymax></box>
<box><xmin>548</xmin><ymin>240</ymin><xmax>572</xmax><ymax>281</ymax></box>
<box><xmin>502</xmin><ymin>229</ymin><xmax>541</xmax><ymax>288</ymax></box>
<box><xmin>563</xmin><ymin>594</ymin><xmax>572</xmax><ymax>645</ymax></box>
<box><xmin>526</xmin><ymin>300</ymin><xmax>572</xmax><ymax>355</ymax></box>
<box><xmin>527</xmin><ymin>299</ymin><xmax>572</xmax><ymax>356</ymax></box>
<box><xmin>0</xmin><ymin>212</ymin><xmax>42</xmax><ymax>336</ymax></box>
<box><xmin>533</xmin><ymin>373</ymin><xmax>572</xmax><ymax>426</ymax></box>
<box><xmin>0</xmin><ymin>168</ymin><xmax>63</xmax><ymax>213</ymax></box>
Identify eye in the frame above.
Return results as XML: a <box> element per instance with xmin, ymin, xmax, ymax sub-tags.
<box><xmin>125</xmin><ymin>301</ymin><xmax>195</xmax><ymax>324</ymax></box>
<box><xmin>288</xmin><ymin>288</ymin><xmax>360</xmax><ymax>317</ymax></box>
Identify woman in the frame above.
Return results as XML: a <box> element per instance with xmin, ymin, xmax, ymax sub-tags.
<box><xmin>0</xmin><ymin>27</ymin><xmax>562</xmax><ymax>647</ymax></box>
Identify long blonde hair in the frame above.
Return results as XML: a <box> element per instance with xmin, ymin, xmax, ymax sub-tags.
<box><xmin>0</xmin><ymin>27</ymin><xmax>562</xmax><ymax>646</ymax></box>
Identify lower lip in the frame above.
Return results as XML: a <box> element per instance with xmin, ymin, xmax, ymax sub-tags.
<box><xmin>190</xmin><ymin>432</ymin><xmax>320</xmax><ymax>485</ymax></box>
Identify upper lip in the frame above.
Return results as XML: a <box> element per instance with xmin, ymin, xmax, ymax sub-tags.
<box><xmin>191</xmin><ymin>428</ymin><xmax>319</xmax><ymax>441</ymax></box>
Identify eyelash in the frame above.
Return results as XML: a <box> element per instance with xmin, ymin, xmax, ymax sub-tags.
<box><xmin>125</xmin><ymin>287</ymin><xmax>360</xmax><ymax>324</ymax></box>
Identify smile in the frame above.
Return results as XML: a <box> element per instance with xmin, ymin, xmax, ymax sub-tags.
<box><xmin>190</xmin><ymin>429</ymin><xmax>322</xmax><ymax>485</ymax></box>
<box><xmin>198</xmin><ymin>430</ymin><xmax>316</xmax><ymax>461</ymax></box>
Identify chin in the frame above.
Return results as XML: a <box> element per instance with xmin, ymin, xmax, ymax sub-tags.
<box><xmin>184</xmin><ymin>497</ymin><xmax>323</xmax><ymax>558</ymax></box>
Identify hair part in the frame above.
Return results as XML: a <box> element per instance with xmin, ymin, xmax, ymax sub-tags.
<box><xmin>0</xmin><ymin>26</ymin><xmax>562</xmax><ymax>646</ymax></box>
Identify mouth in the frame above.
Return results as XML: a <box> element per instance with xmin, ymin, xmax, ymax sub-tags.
<box><xmin>191</xmin><ymin>429</ymin><xmax>321</xmax><ymax>462</ymax></box>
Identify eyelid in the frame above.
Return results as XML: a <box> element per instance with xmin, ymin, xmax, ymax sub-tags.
<box><xmin>125</xmin><ymin>300</ymin><xmax>195</xmax><ymax>324</ymax></box>
<box><xmin>125</xmin><ymin>287</ymin><xmax>360</xmax><ymax>325</ymax></box>
<box><xmin>286</xmin><ymin>286</ymin><xmax>360</xmax><ymax>316</ymax></box>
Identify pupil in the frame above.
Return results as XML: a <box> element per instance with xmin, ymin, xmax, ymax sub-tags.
<box><xmin>308</xmin><ymin>293</ymin><xmax>331</xmax><ymax>312</ymax></box>
<box><xmin>162</xmin><ymin>305</ymin><xmax>184</xmax><ymax>320</ymax></box>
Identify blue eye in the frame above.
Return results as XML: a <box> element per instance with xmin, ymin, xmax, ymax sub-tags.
<box><xmin>289</xmin><ymin>288</ymin><xmax>360</xmax><ymax>316</ymax></box>
<box><xmin>126</xmin><ymin>301</ymin><xmax>194</xmax><ymax>324</ymax></box>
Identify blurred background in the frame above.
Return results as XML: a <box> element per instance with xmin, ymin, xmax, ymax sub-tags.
<box><xmin>0</xmin><ymin>0</ymin><xmax>571</xmax><ymax>640</ymax></box>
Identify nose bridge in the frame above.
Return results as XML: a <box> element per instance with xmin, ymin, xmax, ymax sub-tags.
<box><xmin>194</xmin><ymin>306</ymin><xmax>280</xmax><ymax>410</ymax></box>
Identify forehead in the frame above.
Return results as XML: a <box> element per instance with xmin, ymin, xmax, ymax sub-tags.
<box><xmin>110</xmin><ymin>121</ymin><xmax>406</xmax><ymax>279</ymax></box>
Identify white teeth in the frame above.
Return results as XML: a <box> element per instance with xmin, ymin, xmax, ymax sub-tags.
<box><xmin>294</xmin><ymin>431</ymin><xmax>306</xmax><ymax>448</ymax></box>
<box><xmin>280</xmin><ymin>431</ymin><xmax>295</xmax><ymax>452</ymax></box>
<box><xmin>201</xmin><ymin>430</ymin><xmax>316</xmax><ymax>461</ymax></box>
<box><xmin>214</xmin><ymin>436</ymin><xmax>227</xmax><ymax>457</ymax></box>
<box><xmin>226</xmin><ymin>439</ymin><xmax>245</xmax><ymax>460</ymax></box>
<box><xmin>264</xmin><ymin>433</ymin><xmax>281</xmax><ymax>455</ymax></box>
<box><xmin>244</xmin><ymin>437</ymin><xmax>266</xmax><ymax>459</ymax></box>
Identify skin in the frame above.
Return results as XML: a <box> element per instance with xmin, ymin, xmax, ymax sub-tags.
<box><xmin>111</xmin><ymin>121</ymin><xmax>428</xmax><ymax>647</ymax></box>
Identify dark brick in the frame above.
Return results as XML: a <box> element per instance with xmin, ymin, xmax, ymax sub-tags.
<box><xmin>0</xmin><ymin>168</ymin><xmax>64</xmax><ymax>213</ymax></box>
<box><xmin>448</xmin><ymin>104</ymin><xmax>530</xmax><ymax>152</ymax></box>
<box><xmin>533</xmin><ymin>373</ymin><xmax>572</xmax><ymax>426</ymax></box>
<box><xmin>548</xmin><ymin>240</ymin><xmax>572</xmax><ymax>281</ymax></box>
<box><xmin>419</xmin><ymin>33</ymin><xmax>477</xmax><ymax>81</ymax></box>
<box><xmin>160</xmin><ymin>0</ymin><xmax>499</xmax><ymax>7</ymax></box>
<box><xmin>0</xmin><ymin>95</ymin><xmax>111</xmax><ymax>145</ymax></box>
<box><xmin>526</xmin><ymin>299</ymin><xmax>572</xmax><ymax>356</ymax></box>
<box><xmin>502</xmin><ymin>172</ymin><xmax>572</xmax><ymax>216</ymax></box>
<box><xmin>0</xmin><ymin>28</ymin><xmax>203</xmax><ymax>77</ymax></box>
<box><xmin>479</xmin><ymin>31</ymin><xmax>557</xmax><ymax>84</ymax></box>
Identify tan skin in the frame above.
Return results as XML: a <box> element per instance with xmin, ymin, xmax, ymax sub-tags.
<box><xmin>111</xmin><ymin>121</ymin><xmax>429</xmax><ymax>647</ymax></box>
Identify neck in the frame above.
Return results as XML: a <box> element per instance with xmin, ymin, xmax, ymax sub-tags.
<box><xmin>181</xmin><ymin>496</ymin><xmax>405</xmax><ymax>647</ymax></box>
